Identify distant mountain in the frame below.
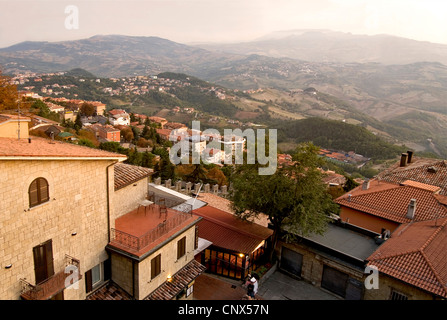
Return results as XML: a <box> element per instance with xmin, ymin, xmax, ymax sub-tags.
<box><xmin>0</xmin><ymin>35</ymin><xmax>242</xmax><ymax>77</ymax></box>
<box><xmin>196</xmin><ymin>29</ymin><xmax>447</xmax><ymax>66</ymax></box>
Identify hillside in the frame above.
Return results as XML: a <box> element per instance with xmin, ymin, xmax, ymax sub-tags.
<box><xmin>4</xmin><ymin>34</ymin><xmax>447</xmax><ymax>157</ymax></box>
<box><xmin>197</xmin><ymin>29</ymin><xmax>447</xmax><ymax>66</ymax></box>
<box><xmin>278</xmin><ymin>117</ymin><xmax>406</xmax><ymax>160</ymax></box>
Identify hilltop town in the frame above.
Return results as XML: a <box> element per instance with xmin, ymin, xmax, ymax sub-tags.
<box><xmin>2</xmin><ymin>66</ymin><xmax>447</xmax><ymax>303</ymax></box>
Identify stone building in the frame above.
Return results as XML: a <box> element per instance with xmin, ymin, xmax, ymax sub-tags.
<box><xmin>0</xmin><ymin>114</ymin><xmax>206</xmax><ymax>300</ymax></box>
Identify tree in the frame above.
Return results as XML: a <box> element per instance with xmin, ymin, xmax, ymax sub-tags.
<box><xmin>79</xmin><ymin>103</ymin><xmax>96</xmax><ymax>117</ymax></box>
<box><xmin>0</xmin><ymin>69</ymin><xmax>18</xmax><ymax>111</ymax></box>
<box><xmin>229</xmin><ymin>142</ymin><xmax>339</xmax><ymax>262</ymax></box>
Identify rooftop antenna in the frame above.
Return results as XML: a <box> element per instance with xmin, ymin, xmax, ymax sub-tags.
<box><xmin>17</xmin><ymin>96</ymin><xmax>21</xmax><ymax>140</ymax></box>
<box><xmin>191</xmin><ymin>183</ymin><xmax>203</xmax><ymax>208</ymax></box>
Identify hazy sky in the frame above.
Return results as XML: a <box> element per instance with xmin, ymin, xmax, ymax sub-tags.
<box><xmin>1</xmin><ymin>0</ymin><xmax>447</xmax><ymax>48</ymax></box>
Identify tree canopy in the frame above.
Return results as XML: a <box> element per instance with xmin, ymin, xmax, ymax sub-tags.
<box><xmin>229</xmin><ymin>142</ymin><xmax>339</xmax><ymax>261</ymax></box>
<box><xmin>0</xmin><ymin>69</ymin><xmax>18</xmax><ymax>111</ymax></box>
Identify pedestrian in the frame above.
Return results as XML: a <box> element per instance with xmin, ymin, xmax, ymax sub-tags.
<box><xmin>251</xmin><ymin>277</ymin><xmax>258</xmax><ymax>296</ymax></box>
<box><xmin>247</xmin><ymin>280</ymin><xmax>255</xmax><ymax>299</ymax></box>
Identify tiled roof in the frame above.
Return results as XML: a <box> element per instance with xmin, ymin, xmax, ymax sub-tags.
<box><xmin>144</xmin><ymin>259</ymin><xmax>206</xmax><ymax>300</ymax></box>
<box><xmin>377</xmin><ymin>157</ymin><xmax>447</xmax><ymax>195</ymax></box>
<box><xmin>0</xmin><ymin>114</ymin><xmax>31</xmax><ymax>124</ymax></box>
<box><xmin>86</xmin><ymin>282</ymin><xmax>133</xmax><ymax>300</ymax></box>
<box><xmin>0</xmin><ymin>136</ymin><xmax>127</xmax><ymax>159</ymax></box>
<box><xmin>197</xmin><ymin>193</ymin><xmax>270</xmax><ymax>227</ymax></box>
<box><xmin>367</xmin><ymin>217</ymin><xmax>447</xmax><ymax>298</ymax></box>
<box><xmin>336</xmin><ymin>181</ymin><xmax>447</xmax><ymax>224</ymax></box>
<box><xmin>114</xmin><ymin>163</ymin><xmax>154</xmax><ymax>190</ymax></box>
<box><xmin>193</xmin><ymin>205</ymin><xmax>273</xmax><ymax>254</ymax></box>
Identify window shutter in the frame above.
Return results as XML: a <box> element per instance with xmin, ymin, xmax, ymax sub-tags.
<box><xmin>151</xmin><ymin>254</ymin><xmax>161</xmax><ymax>279</ymax></box>
<box><xmin>177</xmin><ymin>237</ymin><xmax>186</xmax><ymax>259</ymax></box>
<box><xmin>85</xmin><ymin>269</ymin><xmax>92</xmax><ymax>293</ymax></box>
<box><xmin>103</xmin><ymin>259</ymin><xmax>111</xmax><ymax>281</ymax></box>
<box><xmin>29</xmin><ymin>178</ymin><xmax>49</xmax><ymax>207</ymax></box>
<box><xmin>29</xmin><ymin>180</ymin><xmax>39</xmax><ymax>207</ymax></box>
<box><xmin>194</xmin><ymin>225</ymin><xmax>199</xmax><ymax>250</ymax></box>
<box><xmin>39</xmin><ymin>178</ymin><xmax>49</xmax><ymax>203</ymax></box>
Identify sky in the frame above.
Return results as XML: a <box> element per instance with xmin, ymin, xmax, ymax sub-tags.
<box><xmin>1</xmin><ymin>0</ymin><xmax>447</xmax><ymax>48</ymax></box>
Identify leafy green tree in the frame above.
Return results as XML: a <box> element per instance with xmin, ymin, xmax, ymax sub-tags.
<box><xmin>229</xmin><ymin>142</ymin><xmax>338</xmax><ymax>262</ymax></box>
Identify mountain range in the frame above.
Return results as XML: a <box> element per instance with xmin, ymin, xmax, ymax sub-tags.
<box><xmin>2</xmin><ymin>30</ymin><xmax>447</xmax><ymax>157</ymax></box>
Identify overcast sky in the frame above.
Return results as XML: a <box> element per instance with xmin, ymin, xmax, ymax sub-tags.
<box><xmin>1</xmin><ymin>0</ymin><xmax>447</xmax><ymax>48</ymax></box>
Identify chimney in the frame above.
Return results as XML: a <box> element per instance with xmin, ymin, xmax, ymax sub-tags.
<box><xmin>400</xmin><ymin>153</ymin><xmax>408</xmax><ymax>167</ymax></box>
<box><xmin>407</xmin><ymin>151</ymin><xmax>414</xmax><ymax>164</ymax></box>
<box><xmin>362</xmin><ymin>179</ymin><xmax>370</xmax><ymax>190</ymax></box>
<box><xmin>406</xmin><ymin>199</ymin><xmax>417</xmax><ymax>220</ymax></box>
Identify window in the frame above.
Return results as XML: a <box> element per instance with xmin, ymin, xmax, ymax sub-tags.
<box><xmin>177</xmin><ymin>237</ymin><xmax>186</xmax><ymax>260</ymax></box>
<box><xmin>85</xmin><ymin>263</ymin><xmax>103</xmax><ymax>293</ymax></box>
<box><xmin>151</xmin><ymin>254</ymin><xmax>161</xmax><ymax>279</ymax></box>
<box><xmin>390</xmin><ymin>289</ymin><xmax>409</xmax><ymax>300</ymax></box>
<box><xmin>91</xmin><ymin>264</ymin><xmax>101</xmax><ymax>287</ymax></box>
<box><xmin>29</xmin><ymin>178</ymin><xmax>49</xmax><ymax>208</ymax></box>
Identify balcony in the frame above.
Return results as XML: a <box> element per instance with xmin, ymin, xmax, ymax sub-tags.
<box><xmin>20</xmin><ymin>255</ymin><xmax>82</xmax><ymax>300</ymax></box>
<box><xmin>109</xmin><ymin>196</ymin><xmax>200</xmax><ymax>257</ymax></box>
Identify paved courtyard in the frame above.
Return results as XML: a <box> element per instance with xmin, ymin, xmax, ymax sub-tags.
<box><xmin>194</xmin><ymin>269</ymin><xmax>340</xmax><ymax>300</ymax></box>
<box><xmin>257</xmin><ymin>270</ymin><xmax>340</xmax><ymax>300</ymax></box>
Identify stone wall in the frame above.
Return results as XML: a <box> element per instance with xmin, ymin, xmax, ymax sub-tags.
<box><xmin>113</xmin><ymin>177</ymin><xmax>149</xmax><ymax>220</ymax></box>
<box><xmin>0</xmin><ymin>159</ymin><xmax>116</xmax><ymax>300</ymax></box>
<box><xmin>152</xmin><ymin>177</ymin><xmax>230</xmax><ymax>197</ymax></box>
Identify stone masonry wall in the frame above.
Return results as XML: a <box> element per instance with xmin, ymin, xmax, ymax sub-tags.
<box><xmin>0</xmin><ymin>159</ymin><xmax>116</xmax><ymax>300</ymax></box>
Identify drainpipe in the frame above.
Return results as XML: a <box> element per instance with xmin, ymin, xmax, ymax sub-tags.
<box><xmin>106</xmin><ymin>160</ymin><xmax>118</xmax><ymax>242</ymax></box>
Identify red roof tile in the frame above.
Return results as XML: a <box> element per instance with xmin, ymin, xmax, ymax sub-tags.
<box><xmin>0</xmin><ymin>137</ymin><xmax>127</xmax><ymax>159</ymax></box>
<box><xmin>193</xmin><ymin>205</ymin><xmax>273</xmax><ymax>254</ymax></box>
<box><xmin>144</xmin><ymin>260</ymin><xmax>206</xmax><ymax>300</ymax></box>
<box><xmin>336</xmin><ymin>182</ymin><xmax>447</xmax><ymax>224</ymax></box>
<box><xmin>114</xmin><ymin>163</ymin><xmax>154</xmax><ymax>190</ymax></box>
<box><xmin>86</xmin><ymin>282</ymin><xmax>133</xmax><ymax>300</ymax></box>
<box><xmin>367</xmin><ymin>217</ymin><xmax>447</xmax><ymax>298</ymax></box>
<box><xmin>377</xmin><ymin>157</ymin><xmax>447</xmax><ymax>195</ymax></box>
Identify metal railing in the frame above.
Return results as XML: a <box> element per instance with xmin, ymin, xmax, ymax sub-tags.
<box><xmin>20</xmin><ymin>255</ymin><xmax>81</xmax><ymax>300</ymax></box>
<box><xmin>111</xmin><ymin>211</ymin><xmax>193</xmax><ymax>252</ymax></box>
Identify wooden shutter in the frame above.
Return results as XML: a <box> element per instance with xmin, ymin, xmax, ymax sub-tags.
<box><xmin>29</xmin><ymin>178</ymin><xmax>49</xmax><ymax>207</ymax></box>
<box><xmin>85</xmin><ymin>269</ymin><xmax>93</xmax><ymax>293</ymax></box>
<box><xmin>33</xmin><ymin>240</ymin><xmax>54</xmax><ymax>284</ymax></box>
<box><xmin>29</xmin><ymin>180</ymin><xmax>39</xmax><ymax>207</ymax></box>
<box><xmin>151</xmin><ymin>254</ymin><xmax>161</xmax><ymax>279</ymax></box>
<box><xmin>103</xmin><ymin>259</ymin><xmax>111</xmax><ymax>281</ymax></box>
<box><xmin>177</xmin><ymin>237</ymin><xmax>186</xmax><ymax>259</ymax></box>
<box><xmin>39</xmin><ymin>178</ymin><xmax>49</xmax><ymax>203</ymax></box>
<box><xmin>194</xmin><ymin>225</ymin><xmax>199</xmax><ymax>250</ymax></box>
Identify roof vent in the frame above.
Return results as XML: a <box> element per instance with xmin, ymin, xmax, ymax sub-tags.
<box><xmin>362</xmin><ymin>179</ymin><xmax>370</xmax><ymax>190</ymax></box>
<box><xmin>407</xmin><ymin>151</ymin><xmax>414</xmax><ymax>164</ymax></box>
<box><xmin>406</xmin><ymin>199</ymin><xmax>417</xmax><ymax>220</ymax></box>
<box><xmin>400</xmin><ymin>153</ymin><xmax>408</xmax><ymax>167</ymax></box>
<box><xmin>427</xmin><ymin>166</ymin><xmax>438</xmax><ymax>173</ymax></box>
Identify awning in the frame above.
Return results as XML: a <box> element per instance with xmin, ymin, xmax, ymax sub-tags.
<box><xmin>144</xmin><ymin>259</ymin><xmax>206</xmax><ymax>300</ymax></box>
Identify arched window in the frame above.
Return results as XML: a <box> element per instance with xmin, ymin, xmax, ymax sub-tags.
<box><xmin>29</xmin><ymin>178</ymin><xmax>49</xmax><ymax>208</ymax></box>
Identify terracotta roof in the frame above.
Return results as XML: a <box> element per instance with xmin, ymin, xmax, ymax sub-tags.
<box><xmin>86</xmin><ymin>282</ymin><xmax>133</xmax><ymax>300</ymax></box>
<box><xmin>197</xmin><ymin>193</ymin><xmax>270</xmax><ymax>227</ymax></box>
<box><xmin>114</xmin><ymin>163</ymin><xmax>154</xmax><ymax>190</ymax></box>
<box><xmin>193</xmin><ymin>205</ymin><xmax>273</xmax><ymax>254</ymax></box>
<box><xmin>0</xmin><ymin>136</ymin><xmax>127</xmax><ymax>160</ymax></box>
<box><xmin>377</xmin><ymin>157</ymin><xmax>447</xmax><ymax>195</ymax></box>
<box><xmin>0</xmin><ymin>114</ymin><xmax>31</xmax><ymax>124</ymax></box>
<box><xmin>336</xmin><ymin>181</ymin><xmax>447</xmax><ymax>224</ymax></box>
<box><xmin>144</xmin><ymin>259</ymin><xmax>206</xmax><ymax>300</ymax></box>
<box><xmin>367</xmin><ymin>217</ymin><xmax>447</xmax><ymax>298</ymax></box>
